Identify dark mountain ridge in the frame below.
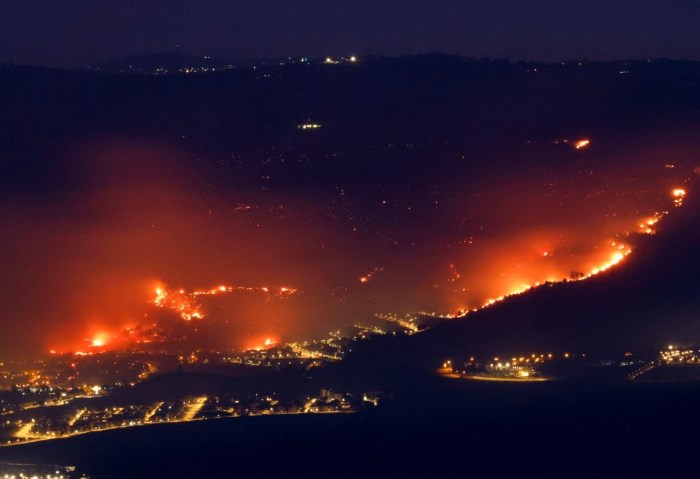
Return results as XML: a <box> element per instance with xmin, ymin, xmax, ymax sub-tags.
<box><xmin>337</xmin><ymin>175</ymin><xmax>700</xmax><ymax>374</ymax></box>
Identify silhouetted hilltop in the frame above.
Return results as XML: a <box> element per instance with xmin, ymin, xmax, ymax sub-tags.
<box><xmin>89</xmin><ymin>51</ymin><xmax>233</xmax><ymax>74</ymax></box>
<box><xmin>4</xmin><ymin>55</ymin><xmax>700</xmax><ymax>152</ymax></box>
<box><xmin>339</xmin><ymin>177</ymin><xmax>700</xmax><ymax>374</ymax></box>
<box><xmin>3</xmin><ymin>55</ymin><xmax>700</xmax><ymax>195</ymax></box>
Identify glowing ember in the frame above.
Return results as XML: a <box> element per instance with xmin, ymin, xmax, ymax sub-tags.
<box><xmin>359</xmin><ymin>267</ymin><xmax>384</xmax><ymax>284</ymax></box>
<box><xmin>673</xmin><ymin>187</ymin><xmax>687</xmax><ymax>207</ymax></box>
<box><xmin>574</xmin><ymin>139</ymin><xmax>591</xmax><ymax>150</ymax></box>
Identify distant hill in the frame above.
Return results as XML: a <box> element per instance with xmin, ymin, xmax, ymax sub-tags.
<box><xmin>4</xmin><ymin>55</ymin><xmax>700</xmax><ymax>151</ymax></box>
<box><xmin>89</xmin><ymin>51</ymin><xmax>234</xmax><ymax>74</ymax></box>
<box><xmin>2</xmin><ymin>54</ymin><xmax>700</xmax><ymax>357</ymax></box>
<box><xmin>87</xmin><ymin>51</ymin><xmax>308</xmax><ymax>74</ymax></box>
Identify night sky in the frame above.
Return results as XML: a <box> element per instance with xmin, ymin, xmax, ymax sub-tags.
<box><xmin>1</xmin><ymin>0</ymin><xmax>700</xmax><ymax>67</ymax></box>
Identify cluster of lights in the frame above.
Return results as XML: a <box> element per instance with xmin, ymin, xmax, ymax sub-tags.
<box><xmin>298</xmin><ymin>123</ymin><xmax>321</xmax><ymax>130</ymax></box>
<box><xmin>374</xmin><ymin>312</ymin><xmax>421</xmax><ymax>333</ymax></box>
<box><xmin>1</xmin><ymin>474</ymin><xmax>71</xmax><ymax>479</ymax></box>
<box><xmin>324</xmin><ymin>56</ymin><xmax>357</xmax><ymax>64</ymax></box>
<box><xmin>660</xmin><ymin>345</ymin><xmax>700</xmax><ymax>363</ymax></box>
<box><xmin>287</xmin><ymin>341</ymin><xmax>341</xmax><ymax>361</ymax></box>
<box><xmin>484</xmin><ymin>352</ymin><xmax>574</xmax><ymax>369</ymax></box>
<box><xmin>5</xmin><ymin>386</ymin><xmax>358</xmax><ymax>449</ymax></box>
<box><xmin>440</xmin><ymin>352</ymin><xmax>580</xmax><ymax>381</ymax></box>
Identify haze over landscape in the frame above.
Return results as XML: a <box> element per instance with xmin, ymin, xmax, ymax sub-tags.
<box><xmin>2</xmin><ymin>2</ymin><xmax>700</xmax><ymax>478</ymax></box>
<box><xmin>2</xmin><ymin>58</ymin><xmax>698</xmax><ymax>358</ymax></box>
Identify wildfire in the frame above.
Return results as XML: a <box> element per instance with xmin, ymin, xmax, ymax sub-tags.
<box><xmin>87</xmin><ymin>332</ymin><xmax>112</xmax><ymax>349</ymax></box>
<box><xmin>152</xmin><ymin>287</ymin><xmax>203</xmax><ymax>321</ymax></box>
<box><xmin>451</xmin><ymin>186</ymin><xmax>688</xmax><ymax>318</ymax></box>
<box><xmin>673</xmin><ymin>188</ymin><xmax>686</xmax><ymax>207</ymax></box>
<box><xmin>451</xmin><ymin>242</ymin><xmax>633</xmax><ymax>317</ymax></box>
<box><xmin>152</xmin><ymin>283</ymin><xmax>299</xmax><ymax>321</ymax></box>
<box><xmin>245</xmin><ymin>336</ymin><xmax>280</xmax><ymax>351</ymax></box>
<box><xmin>639</xmin><ymin>214</ymin><xmax>664</xmax><ymax>234</ymax></box>
<box><xmin>574</xmin><ymin>139</ymin><xmax>591</xmax><ymax>150</ymax></box>
<box><xmin>359</xmin><ymin>267</ymin><xmax>384</xmax><ymax>284</ymax></box>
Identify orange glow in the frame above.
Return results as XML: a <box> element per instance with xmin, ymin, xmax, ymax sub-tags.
<box><xmin>444</xmin><ymin>237</ymin><xmax>634</xmax><ymax>317</ymax></box>
<box><xmin>28</xmin><ymin>137</ymin><xmax>690</xmax><ymax>357</ymax></box>
<box><xmin>358</xmin><ymin>267</ymin><xmax>384</xmax><ymax>284</ymax></box>
<box><xmin>672</xmin><ymin>188</ymin><xmax>687</xmax><ymax>207</ymax></box>
<box><xmin>444</xmin><ymin>180</ymin><xmax>690</xmax><ymax>319</ymax></box>
<box><xmin>574</xmin><ymin>139</ymin><xmax>591</xmax><ymax>150</ymax></box>
<box><xmin>245</xmin><ymin>336</ymin><xmax>280</xmax><ymax>351</ymax></box>
<box><xmin>150</xmin><ymin>282</ymin><xmax>299</xmax><ymax>322</ymax></box>
<box><xmin>448</xmin><ymin>188</ymin><xmax>688</xmax><ymax>317</ymax></box>
<box><xmin>87</xmin><ymin>331</ymin><xmax>112</xmax><ymax>349</ymax></box>
<box><xmin>638</xmin><ymin>213</ymin><xmax>664</xmax><ymax>234</ymax></box>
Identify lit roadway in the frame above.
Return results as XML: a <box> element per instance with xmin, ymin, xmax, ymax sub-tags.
<box><xmin>181</xmin><ymin>396</ymin><xmax>207</xmax><ymax>421</ymax></box>
<box><xmin>143</xmin><ymin>401</ymin><xmax>164</xmax><ymax>422</ymax></box>
<box><xmin>629</xmin><ymin>361</ymin><xmax>658</xmax><ymax>380</ymax></box>
<box><xmin>437</xmin><ymin>369</ymin><xmax>549</xmax><ymax>382</ymax></box>
<box><xmin>460</xmin><ymin>375</ymin><xmax>548</xmax><ymax>382</ymax></box>
<box><xmin>2</xmin><ymin>406</ymin><xmax>354</xmax><ymax>448</ymax></box>
<box><xmin>14</xmin><ymin>422</ymin><xmax>36</xmax><ymax>440</ymax></box>
<box><xmin>67</xmin><ymin>409</ymin><xmax>86</xmax><ymax>427</ymax></box>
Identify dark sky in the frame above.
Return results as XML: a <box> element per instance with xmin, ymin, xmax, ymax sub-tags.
<box><xmin>1</xmin><ymin>0</ymin><xmax>699</xmax><ymax>67</ymax></box>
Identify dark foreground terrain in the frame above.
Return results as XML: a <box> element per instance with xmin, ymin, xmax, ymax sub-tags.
<box><xmin>1</xmin><ymin>376</ymin><xmax>698</xmax><ymax>478</ymax></box>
